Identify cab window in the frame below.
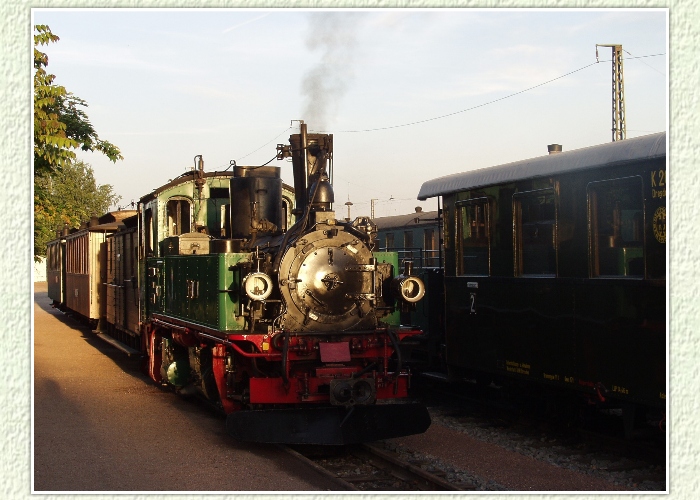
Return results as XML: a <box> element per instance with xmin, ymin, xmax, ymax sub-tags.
<box><xmin>167</xmin><ymin>198</ymin><xmax>191</xmax><ymax>236</ymax></box>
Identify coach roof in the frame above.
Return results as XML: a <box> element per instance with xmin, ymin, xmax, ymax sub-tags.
<box><xmin>417</xmin><ymin>132</ymin><xmax>666</xmax><ymax>201</ymax></box>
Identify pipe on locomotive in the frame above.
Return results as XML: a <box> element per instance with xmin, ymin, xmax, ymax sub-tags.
<box><xmin>194</xmin><ymin>154</ymin><xmax>205</xmax><ymax>201</ymax></box>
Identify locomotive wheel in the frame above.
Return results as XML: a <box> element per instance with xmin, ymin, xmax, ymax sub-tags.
<box><xmin>146</xmin><ymin>327</ymin><xmax>163</xmax><ymax>384</ymax></box>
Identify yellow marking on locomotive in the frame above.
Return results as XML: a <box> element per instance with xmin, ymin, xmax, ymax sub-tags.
<box><xmin>505</xmin><ymin>360</ymin><xmax>530</xmax><ymax>376</ymax></box>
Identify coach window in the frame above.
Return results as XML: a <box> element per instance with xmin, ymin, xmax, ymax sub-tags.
<box><xmin>404</xmin><ymin>231</ymin><xmax>414</xmax><ymax>249</ymax></box>
<box><xmin>129</xmin><ymin>233</ymin><xmax>136</xmax><ymax>277</ymax></box>
<box><xmin>167</xmin><ymin>198</ymin><xmax>191</xmax><ymax>236</ymax></box>
<box><xmin>49</xmin><ymin>245</ymin><xmax>56</xmax><ymax>272</ymax></box>
<box><xmin>424</xmin><ymin>228</ymin><xmax>435</xmax><ymax>250</ymax></box>
<box><xmin>456</xmin><ymin>198</ymin><xmax>490</xmax><ymax>276</ymax></box>
<box><xmin>81</xmin><ymin>234</ymin><xmax>88</xmax><ymax>274</ymax></box>
<box><xmin>588</xmin><ymin>177</ymin><xmax>644</xmax><ymax>277</ymax></box>
<box><xmin>514</xmin><ymin>190</ymin><xmax>556</xmax><ymax>276</ymax></box>
<box><xmin>424</xmin><ymin>228</ymin><xmax>437</xmax><ymax>267</ymax></box>
<box><xmin>385</xmin><ymin>233</ymin><xmax>394</xmax><ymax>250</ymax></box>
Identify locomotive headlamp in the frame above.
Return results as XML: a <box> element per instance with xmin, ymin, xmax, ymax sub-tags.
<box><xmin>393</xmin><ymin>275</ymin><xmax>426</xmax><ymax>303</ymax></box>
<box><xmin>243</xmin><ymin>272</ymin><xmax>273</xmax><ymax>301</ymax></box>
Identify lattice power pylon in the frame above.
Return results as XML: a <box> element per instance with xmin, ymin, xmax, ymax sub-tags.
<box><xmin>596</xmin><ymin>44</ymin><xmax>626</xmax><ymax>141</ymax></box>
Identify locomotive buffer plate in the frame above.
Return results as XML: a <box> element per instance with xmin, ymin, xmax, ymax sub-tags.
<box><xmin>226</xmin><ymin>403</ymin><xmax>431</xmax><ymax>445</ymax></box>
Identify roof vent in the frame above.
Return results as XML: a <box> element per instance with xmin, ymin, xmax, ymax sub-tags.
<box><xmin>548</xmin><ymin>144</ymin><xmax>562</xmax><ymax>155</ymax></box>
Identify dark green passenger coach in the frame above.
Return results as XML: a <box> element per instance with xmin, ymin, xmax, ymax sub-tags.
<box><xmin>417</xmin><ymin>132</ymin><xmax>666</xmax><ymax>425</ymax></box>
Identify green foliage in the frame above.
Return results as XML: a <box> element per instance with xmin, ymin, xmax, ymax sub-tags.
<box><xmin>33</xmin><ymin>24</ymin><xmax>123</xmax><ymax>178</ymax></box>
<box><xmin>34</xmin><ymin>24</ymin><xmax>125</xmax><ymax>258</ymax></box>
<box><xmin>34</xmin><ymin>25</ymin><xmax>77</xmax><ymax>176</ymax></box>
<box><xmin>34</xmin><ymin>161</ymin><xmax>122</xmax><ymax>257</ymax></box>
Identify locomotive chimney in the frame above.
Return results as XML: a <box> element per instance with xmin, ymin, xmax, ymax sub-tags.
<box><xmin>287</xmin><ymin>122</ymin><xmax>334</xmax><ymax>220</ymax></box>
<box><xmin>548</xmin><ymin>144</ymin><xmax>563</xmax><ymax>154</ymax></box>
<box><xmin>288</xmin><ymin>125</ymin><xmax>307</xmax><ymax>217</ymax></box>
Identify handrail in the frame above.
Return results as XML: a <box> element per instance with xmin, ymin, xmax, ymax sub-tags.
<box><xmin>378</xmin><ymin>247</ymin><xmax>441</xmax><ymax>269</ymax></box>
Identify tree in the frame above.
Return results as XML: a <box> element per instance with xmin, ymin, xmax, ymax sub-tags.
<box><xmin>34</xmin><ymin>25</ymin><xmax>123</xmax><ymax>178</ymax></box>
<box><xmin>34</xmin><ymin>24</ymin><xmax>124</xmax><ymax>258</ymax></box>
<box><xmin>34</xmin><ymin>161</ymin><xmax>122</xmax><ymax>257</ymax></box>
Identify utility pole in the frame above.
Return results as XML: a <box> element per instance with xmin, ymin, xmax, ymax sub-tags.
<box><xmin>596</xmin><ymin>44</ymin><xmax>626</xmax><ymax>141</ymax></box>
<box><xmin>344</xmin><ymin>197</ymin><xmax>353</xmax><ymax>222</ymax></box>
<box><xmin>370</xmin><ymin>199</ymin><xmax>378</xmax><ymax>219</ymax></box>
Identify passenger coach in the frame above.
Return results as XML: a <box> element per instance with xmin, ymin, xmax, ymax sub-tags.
<box><xmin>47</xmin><ymin>211</ymin><xmax>137</xmax><ymax>326</ymax></box>
<box><xmin>417</xmin><ymin>132</ymin><xmax>666</xmax><ymax>431</ymax></box>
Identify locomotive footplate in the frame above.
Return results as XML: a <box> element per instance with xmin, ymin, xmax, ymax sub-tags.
<box><xmin>226</xmin><ymin>403</ymin><xmax>431</xmax><ymax>445</ymax></box>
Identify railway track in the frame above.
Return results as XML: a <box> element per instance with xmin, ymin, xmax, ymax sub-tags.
<box><xmin>284</xmin><ymin>443</ymin><xmax>472</xmax><ymax>491</ymax></box>
<box><xmin>281</xmin><ymin>374</ymin><xmax>665</xmax><ymax>491</ymax></box>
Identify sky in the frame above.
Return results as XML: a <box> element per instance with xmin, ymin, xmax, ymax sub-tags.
<box><xmin>31</xmin><ymin>8</ymin><xmax>667</xmax><ymax>219</ymax></box>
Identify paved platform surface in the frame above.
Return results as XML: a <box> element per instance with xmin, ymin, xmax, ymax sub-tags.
<box><xmin>33</xmin><ymin>282</ymin><xmax>339</xmax><ymax>492</ymax></box>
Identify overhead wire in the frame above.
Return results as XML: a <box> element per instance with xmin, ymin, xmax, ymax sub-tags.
<box><xmin>327</xmin><ymin>51</ymin><xmax>664</xmax><ymax>216</ymax></box>
<box><xmin>331</xmin><ymin>53</ymin><xmax>665</xmax><ymax>134</ymax></box>
<box><xmin>623</xmin><ymin>49</ymin><xmax>666</xmax><ymax>76</ymax></box>
<box><xmin>234</xmin><ymin>127</ymin><xmax>292</xmax><ymax>163</ymax></box>
<box><xmin>231</xmin><ymin>53</ymin><xmax>664</xmax><ymax>166</ymax></box>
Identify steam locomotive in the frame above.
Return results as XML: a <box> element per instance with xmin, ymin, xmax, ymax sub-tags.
<box><xmin>46</xmin><ymin>122</ymin><xmax>430</xmax><ymax>445</ymax></box>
